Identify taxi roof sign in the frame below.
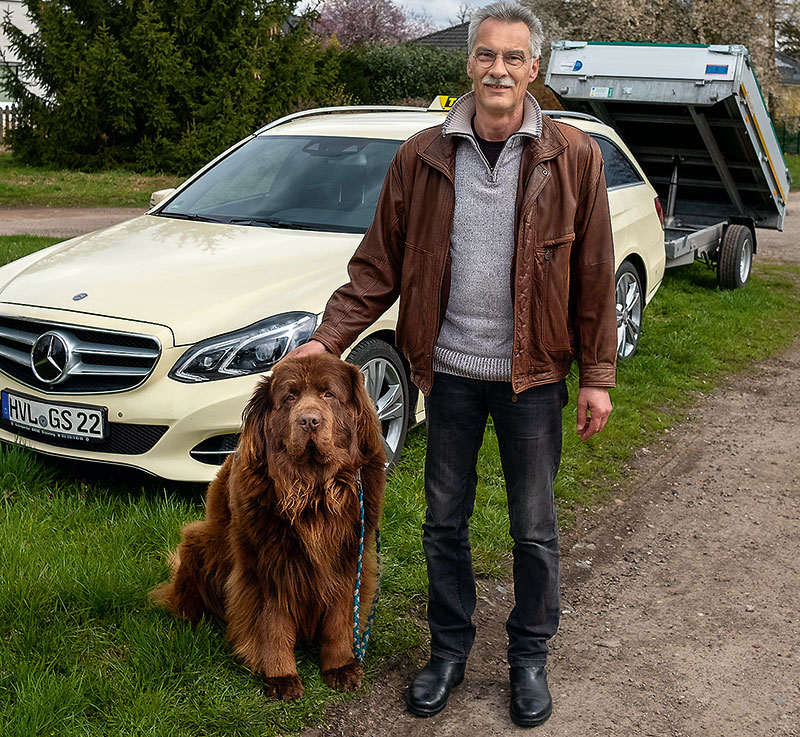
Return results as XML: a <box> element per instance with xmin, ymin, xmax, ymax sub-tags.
<box><xmin>428</xmin><ymin>95</ymin><xmax>458</xmax><ymax>111</ymax></box>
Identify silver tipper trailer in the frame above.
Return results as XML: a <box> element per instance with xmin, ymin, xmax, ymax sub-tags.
<box><xmin>546</xmin><ymin>41</ymin><xmax>790</xmax><ymax>289</ymax></box>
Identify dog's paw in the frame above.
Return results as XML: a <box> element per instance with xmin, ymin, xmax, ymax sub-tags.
<box><xmin>322</xmin><ymin>662</ymin><xmax>364</xmax><ymax>692</ymax></box>
<box><xmin>262</xmin><ymin>674</ymin><xmax>304</xmax><ymax>701</ymax></box>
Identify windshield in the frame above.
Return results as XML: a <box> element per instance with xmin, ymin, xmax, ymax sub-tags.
<box><xmin>159</xmin><ymin>135</ymin><xmax>402</xmax><ymax>234</ymax></box>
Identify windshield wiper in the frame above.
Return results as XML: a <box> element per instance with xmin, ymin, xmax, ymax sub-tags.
<box><xmin>228</xmin><ymin>217</ymin><xmax>329</xmax><ymax>232</ymax></box>
<box><xmin>156</xmin><ymin>212</ymin><xmax>226</xmax><ymax>223</ymax></box>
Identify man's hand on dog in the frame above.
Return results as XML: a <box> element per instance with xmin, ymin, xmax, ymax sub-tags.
<box><xmin>577</xmin><ymin>387</ymin><xmax>612</xmax><ymax>442</ymax></box>
<box><xmin>284</xmin><ymin>339</ymin><xmax>330</xmax><ymax>361</ymax></box>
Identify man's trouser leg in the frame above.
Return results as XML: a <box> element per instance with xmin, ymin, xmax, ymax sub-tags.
<box><xmin>422</xmin><ymin>372</ymin><xmax>488</xmax><ymax>663</ymax></box>
<box><xmin>489</xmin><ymin>379</ymin><xmax>567</xmax><ymax>667</ymax></box>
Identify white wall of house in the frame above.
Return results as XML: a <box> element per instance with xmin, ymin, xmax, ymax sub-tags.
<box><xmin>1</xmin><ymin>0</ymin><xmax>38</xmax><ymax>104</ymax></box>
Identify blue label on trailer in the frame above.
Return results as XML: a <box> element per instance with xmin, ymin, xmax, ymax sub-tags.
<box><xmin>705</xmin><ymin>64</ymin><xmax>729</xmax><ymax>75</ymax></box>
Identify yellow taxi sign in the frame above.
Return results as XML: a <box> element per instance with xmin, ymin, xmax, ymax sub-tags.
<box><xmin>428</xmin><ymin>95</ymin><xmax>458</xmax><ymax>111</ymax></box>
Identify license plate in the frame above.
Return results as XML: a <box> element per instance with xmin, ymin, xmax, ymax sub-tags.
<box><xmin>1</xmin><ymin>390</ymin><xmax>107</xmax><ymax>442</ymax></box>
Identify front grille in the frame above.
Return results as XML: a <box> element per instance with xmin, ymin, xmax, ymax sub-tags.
<box><xmin>0</xmin><ymin>418</ymin><xmax>168</xmax><ymax>455</ymax></box>
<box><xmin>0</xmin><ymin>315</ymin><xmax>161</xmax><ymax>393</ymax></box>
<box><xmin>190</xmin><ymin>434</ymin><xmax>239</xmax><ymax>465</ymax></box>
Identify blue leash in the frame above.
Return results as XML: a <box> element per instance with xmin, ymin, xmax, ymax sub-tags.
<box><xmin>353</xmin><ymin>474</ymin><xmax>381</xmax><ymax>662</ymax></box>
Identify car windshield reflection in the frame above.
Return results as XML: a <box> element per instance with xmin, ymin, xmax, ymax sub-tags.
<box><xmin>158</xmin><ymin>135</ymin><xmax>403</xmax><ymax>234</ymax></box>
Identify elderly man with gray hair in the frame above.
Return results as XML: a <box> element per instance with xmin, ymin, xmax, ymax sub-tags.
<box><xmin>289</xmin><ymin>1</ymin><xmax>616</xmax><ymax>727</ymax></box>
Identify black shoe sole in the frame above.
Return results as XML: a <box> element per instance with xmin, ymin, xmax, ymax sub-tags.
<box><xmin>510</xmin><ymin>702</ymin><xmax>553</xmax><ymax>728</ymax></box>
<box><xmin>406</xmin><ymin>698</ymin><xmax>448</xmax><ymax>718</ymax></box>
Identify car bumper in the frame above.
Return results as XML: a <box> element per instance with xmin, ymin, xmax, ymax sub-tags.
<box><xmin>0</xmin><ymin>369</ymin><xmax>259</xmax><ymax>482</ymax></box>
<box><xmin>0</xmin><ymin>308</ymin><xmax>261</xmax><ymax>483</ymax></box>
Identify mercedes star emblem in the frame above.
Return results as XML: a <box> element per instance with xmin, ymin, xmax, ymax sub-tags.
<box><xmin>31</xmin><ymin>332</ymin><xmax>71</xmax><ymax>384</ymax></box>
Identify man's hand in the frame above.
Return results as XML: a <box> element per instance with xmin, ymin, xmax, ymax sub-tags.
<box><xmin>282</xmin><ymin>339</ymin><xmax>330</xmax><ymax>363</ymax></box>
<box><xmin>576</xmin><ymin>387</ymin><xmax>612</xmax><ymax>442</ymax></box>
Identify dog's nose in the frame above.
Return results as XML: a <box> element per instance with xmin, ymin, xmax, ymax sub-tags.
<box><xmin>298</xmin><ymin>412</ymin><xmax>321</xmax><ymax>432</ymax></box>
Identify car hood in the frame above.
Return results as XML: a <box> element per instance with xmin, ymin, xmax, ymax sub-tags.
<box><xmin>0</xmin><ymin>215</ymin><xmax>361</xmax><ymax>345</ymax></box>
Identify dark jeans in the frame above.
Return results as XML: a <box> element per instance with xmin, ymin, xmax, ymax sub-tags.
<box><xmin>423</xmin><ymin>372</ymin><xmax>567</xmax><ymax>667</ymax></box>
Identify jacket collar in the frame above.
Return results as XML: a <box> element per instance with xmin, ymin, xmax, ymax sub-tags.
<box><xmin>419</xmin><ymin>99</ymin><xmax>569</xmax><ymax>182</ymax></box>
<box><xmin>441</xmin><ymin>90</ymin><xmax>543</xmax><ymax>141</ymax></box>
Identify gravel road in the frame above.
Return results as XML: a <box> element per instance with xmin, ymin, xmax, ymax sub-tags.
<box><xmin>2</xmin><ymin>197</ymin><xmax>798</xmax><ymax>736</ymax></box>
<box><xmin>0</xmin><ymin>206</ymin><xmax>145</xmax><ymax>237</ymax></box>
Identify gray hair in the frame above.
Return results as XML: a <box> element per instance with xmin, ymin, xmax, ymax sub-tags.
<box><xmin>467</xmin><ymin>2</ymin><xmax>544</xmax><ymax>59</ymax></box>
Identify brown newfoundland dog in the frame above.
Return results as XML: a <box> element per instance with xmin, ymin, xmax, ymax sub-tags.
<box><xmin>151</xmin><ymin>353</ymin><xmax>387</xmax><ymax>700</ymax></box>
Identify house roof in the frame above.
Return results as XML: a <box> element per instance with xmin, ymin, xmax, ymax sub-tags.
<box><xmin>414</xmin><ymin>22</ymin><xmax>469</xmax><ymax>52</ymax></box>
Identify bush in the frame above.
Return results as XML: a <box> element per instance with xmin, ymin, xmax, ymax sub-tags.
<box><xmin>337</xmin><ymin>42</ymin><xmax>470</xmax><ymax>105</ymax></box>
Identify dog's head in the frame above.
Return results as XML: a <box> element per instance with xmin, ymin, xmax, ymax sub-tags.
<box><xmin>239</xmin><ymin>353</ymin><xmax>386</xmax><ymax>477</ymax></box>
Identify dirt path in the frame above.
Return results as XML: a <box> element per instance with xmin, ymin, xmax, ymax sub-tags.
<box><xmin>0</xmin><ymin>206</ymin><xmax>145</xmax><ymax>237</ymax></box>
<box><xmin>305</xmin><ymin>197</ymin><xmax>800</xmax><ymax>737</ymax></box>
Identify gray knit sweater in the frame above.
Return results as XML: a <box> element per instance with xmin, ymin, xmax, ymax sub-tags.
<box><xmin>432</xmin><ymin>92</ymin><xmax>543</xmax><ymax>382</ymax></box>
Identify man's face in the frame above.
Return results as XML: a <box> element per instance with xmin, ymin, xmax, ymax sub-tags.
<box><xmin>467</xmin><ymin>18</ymin><xmax>540</xmax><ymax>120</ymax></box>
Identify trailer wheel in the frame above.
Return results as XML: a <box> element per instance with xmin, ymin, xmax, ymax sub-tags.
<box><xmin>615</xmin><ymin>261</ymin><xmax>643</xmax><ymax>360</ymax></box>
<box><xmin>717</xmin><ymin>224</ymin><xmax>753</xmax><ymax>290</ymax></box>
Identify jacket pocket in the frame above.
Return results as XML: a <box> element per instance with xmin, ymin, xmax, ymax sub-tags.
<box><xmin>537</xmin><ymin>233</ymin><xmax>574</xmax><ymax>352</ymax></box>
<box><xmin>396</xmin><ymin>241</ymin><xmax>435</xmax><ymax>358</ymax></box>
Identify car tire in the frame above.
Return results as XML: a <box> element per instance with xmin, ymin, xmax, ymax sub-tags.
<box><xmin>615</xmin><ymin>261</ymin><xmax>643</xmax><ymax>360</ymax></box>
<box><xmin>346</xmin><ymin>338</ymin><xmax>410</xmax><ymax>469</ymax></box>
<box><xmin>717</xmin><ymin>224</ymin><xmax>753</xmax><ymax>290</ymax></box>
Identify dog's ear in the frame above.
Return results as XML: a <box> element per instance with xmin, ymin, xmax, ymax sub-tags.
<box><xmin>346</xmin><ymin>362</ymin><xmax>387</xmax><ymax>466</ymax></box>
<box><xmin>238</xmin><ymin>374</ymin><xmax>273</xmax><ymax>471</ymax></box>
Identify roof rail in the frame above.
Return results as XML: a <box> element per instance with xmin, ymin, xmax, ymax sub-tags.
<box><xmin>542</xmin><ymin>109</ymin><xmax>604</xmax><ymax>124</ymax></box>
<box><xmin>254</xmin><ymin>105</ymin><xmax>429</xmax><ymax>135</ymax></box>
<box><xmin>253</xmin><ymin>104</ymin><xmax>604</xmax><ymax>136</ymax></box>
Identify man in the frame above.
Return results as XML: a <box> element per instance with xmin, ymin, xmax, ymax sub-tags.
<box><xmin>288</xmin><ymin>1</ymin><xmax>616</xmax><ymax>727</ymax></box>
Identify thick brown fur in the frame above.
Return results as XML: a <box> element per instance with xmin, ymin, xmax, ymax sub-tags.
<box><xmin>150</xmin><ymin>353</ymin><xmax>387</xmax><ymax>700</ymax></box>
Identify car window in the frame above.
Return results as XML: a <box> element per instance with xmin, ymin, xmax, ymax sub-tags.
<box><xmin>160</xmin><ymin>135</ymin><xmax>402</xmax><ymax>234</ymax></box>
<box><xmin>591</xmin><ymin>134</ymin><xmax>644</xmax><ymax>190</ymax></box>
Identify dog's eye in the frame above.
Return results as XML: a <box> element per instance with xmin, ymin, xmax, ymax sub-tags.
<box><xmin>322</xmin><ymin>391</ymin><xmax>335</xmax><ymax>399</ymax></box>
<box><xmin>285</xmin><ymin>394</ymin><xmax>297</xmax><ymax>403</ymax></box>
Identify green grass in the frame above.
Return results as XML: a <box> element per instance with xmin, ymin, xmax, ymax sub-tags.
<box><xmin>0</xmin><ymin>456</ymin><xmax>338</xmax><ymax>736</ymax></box>
<box><xmin>785</xmin><ymin>153</ymin><xmax>800</xmax><ymax>189</ymax></box>
<box><xmin>0</xmin><ymin>151</ymin><xmax>182</xmax><ymax>208</ymax></box>
<box><xmin>0</xmin><ymin>235</ymin><xmax>63</xmax><ymax>266</ymax></box>
<box><xmin>1</xmin><ymin>255</ymin><xmax>799</xmax><ymax>735</ymax></box>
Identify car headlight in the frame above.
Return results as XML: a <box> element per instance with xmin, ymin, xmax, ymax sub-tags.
<box><xmin>169</xmin><ymin>312</ymin><xmax>317</xmax><ymax>382</ymax></box>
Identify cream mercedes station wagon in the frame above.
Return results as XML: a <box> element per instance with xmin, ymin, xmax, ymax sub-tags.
<box><xmin>0</xmin><ymin>99</ymin><xmax>665</xmax><ymax>482</ymax></box>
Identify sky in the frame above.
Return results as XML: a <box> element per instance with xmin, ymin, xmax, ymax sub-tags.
<box><xmin>403</xmin><ymin>0</ymin><xmax>492</xmax><ymax>28</ymax></box>
<box><xmin>298</xmin><ymin>1</ymin><xmax>496</xmax><ymax>31</ymax></box>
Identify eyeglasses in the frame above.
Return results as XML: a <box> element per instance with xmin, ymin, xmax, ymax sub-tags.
<box><xmin>472</xmin><ymin>50</ymin><xmax>531</xmax><ymax>70</ymax></box>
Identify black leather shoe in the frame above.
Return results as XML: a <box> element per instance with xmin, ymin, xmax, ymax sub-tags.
<box><xmin>406</xmin><ymin>656</ymin><xmax>466</xmax><ymax>717</ymax></box>
<box><xmin>509</xmin><ymin>666</ymin><xmax>553</xmax><ymax>727</ymax></box>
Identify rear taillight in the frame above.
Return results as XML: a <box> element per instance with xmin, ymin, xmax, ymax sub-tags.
<box><xmin>654</xmin><ymin>197</ymin><xmax>665</xmax><ymax>230</ymax></box>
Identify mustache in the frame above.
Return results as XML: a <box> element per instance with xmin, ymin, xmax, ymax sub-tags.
<box><xmin>481</xmin><ymin>74</ymin><xmax>515</xmax><ymax>87</ymax></box>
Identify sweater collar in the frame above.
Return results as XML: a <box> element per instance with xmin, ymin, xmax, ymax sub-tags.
<box><xmin>441</xmin><ymin>91</ymin><xmax>543</xmax><ymax>141</ymax></box>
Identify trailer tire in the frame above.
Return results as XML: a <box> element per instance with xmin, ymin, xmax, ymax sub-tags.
<box><xmin>717</xmin><ymin>224</ymin><xmax>753</xmax><ymax>290</ymax></box>
<box><xmin>615</xmin><ymin>261</ymin><xmax>643</xmax><ymax>360</ymax></box>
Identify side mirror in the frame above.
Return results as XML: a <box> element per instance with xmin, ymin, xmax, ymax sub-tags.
<box><xmin>149</xmin><ymin>188</ymin><xmax>176</xmax><ymax>209</ymax></box>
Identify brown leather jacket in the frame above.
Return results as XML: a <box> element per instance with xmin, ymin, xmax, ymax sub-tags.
<box><xmin>313</xmin><ymin>114</ymin><xmax>617</xmax><ymax>396</ymax></box>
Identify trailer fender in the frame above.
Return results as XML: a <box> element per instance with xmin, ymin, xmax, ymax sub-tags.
<box><xmin>727</xmin><ymin>216</ymin><xmax>757</xmax><ymax>254</ymax></box>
